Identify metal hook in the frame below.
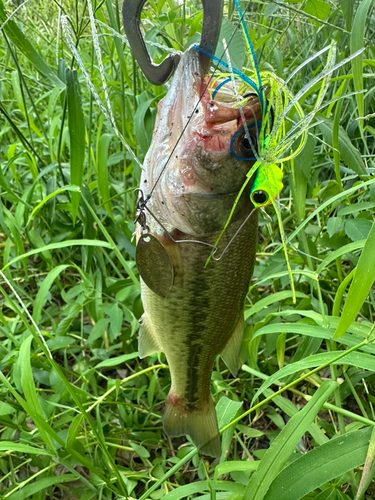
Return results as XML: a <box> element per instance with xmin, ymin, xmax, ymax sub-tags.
<box><xmin>122</xmin><ymin>0</ymin><xmax>224</xmax><ymax>85</ymax></box>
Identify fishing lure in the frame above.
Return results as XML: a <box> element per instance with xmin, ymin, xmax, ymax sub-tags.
<box><xmin>195</xmin><ymin>0</ymin><xmax>340</xmax><ymax>302</ymax></box>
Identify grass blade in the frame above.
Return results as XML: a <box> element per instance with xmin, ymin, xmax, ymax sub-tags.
<box><xmin>252</xmin><ymin>350</ymin><xmax>375</xmax><ymax>404</ymax></box>
<box><xmin>96</xmin><ymin>133</ymin><xmax>114</xmax><ymax>218</ymax></box>
<box><xmin>32</xmin><ymin>264</ymin><xmax>70</xmax><ymax>324</ymax></box>
<box><xmin>0</xmin><ymin>0</ymin><xmax>63</xmax><ymax>87</ymax></box>
<box><xmin>265</xmin><ymin>427</ymin><xmax>372</xmax><ymax>500</ymax></box>
<box><xmin>66</xmin><ymin>68</ymin><xmax>85</xmax><ymax>223</ymax></box>
<box><xmin>356</xmin><ymin>426</ymin><xmax>375</xmax><ymax>500</ymax></box>
<box><xmin>334</xmin><ymin>221</ymin><xmax>375</xmax><ymax>338</ymax></box>
<box><xmin>18</xmin><ymin>335</ymin><xmax>57</xmax><ymax>454</ymax></box>
<box><xmin>244</xmin><ymin>380</ymin><xmax>337</xmax><ymax>500</ymax></box>
<box><xmin>350</xmin><ymin>0</ymin><xmax>374</xmax><ymax>131</ymax></box>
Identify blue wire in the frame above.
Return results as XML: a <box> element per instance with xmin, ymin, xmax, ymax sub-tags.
<box><xmin>212</xmin><ymin>77</ymin><xmax>238</xmax><ymax>99</ymax></box>
<box><xmin>234</xmin><ymin>0</ymin><xmax>263</xmax><ymax>109</ymax></box>
<box><xmin>193</xmin><ymin>45</ymin><xmax>258</xmax><ymax>93</ymax></box>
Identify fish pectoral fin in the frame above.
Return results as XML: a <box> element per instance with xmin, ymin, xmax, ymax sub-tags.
<box><xmin>163</xmin><ymin>394</ymin><xmax>221</xmax><ymax>458</ymax></box>
<box><xmin>220</xmin><ymin>315</ymin><xmax>244</xmax><ymax>377</ymax></box>
<box><xmin>138</xmin><ymin>316</ymin><xmax>161</xmax><ymax>358</ymax></box>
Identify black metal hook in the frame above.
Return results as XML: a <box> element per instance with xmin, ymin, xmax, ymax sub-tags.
<box><xmin>122</xmin><ymin>0</ymin><xmax>224</xmax><ymax>85</ymax></box>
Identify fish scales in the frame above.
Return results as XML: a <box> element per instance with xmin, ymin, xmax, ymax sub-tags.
<box><xmin>137</xmin><ymin>46</ymin><xmax>261</xmax><ymax>457</ymax></box>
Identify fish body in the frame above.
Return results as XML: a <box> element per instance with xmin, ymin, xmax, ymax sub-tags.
<box><xmin>137</xmin><ymin>46</ymin><xmax>261</xmax><ymax>457</ymax></box>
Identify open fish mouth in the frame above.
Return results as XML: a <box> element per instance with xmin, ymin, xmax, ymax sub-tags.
<box><xmin>195</xmin><ymin>76</ymin><xmax>263</xmax><ymax>154</ymax></box>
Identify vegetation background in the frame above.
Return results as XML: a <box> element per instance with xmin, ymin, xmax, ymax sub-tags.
<box><xmin>0</xmin><ymin>0</ymin><xmax>374</xmax><ymax>498</ymax></box>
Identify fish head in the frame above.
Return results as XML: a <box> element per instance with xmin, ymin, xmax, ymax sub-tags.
<box><xmin>142</xmin><ymin>45</ymin><xmax>263</xmax><ymax>237</ymax></box>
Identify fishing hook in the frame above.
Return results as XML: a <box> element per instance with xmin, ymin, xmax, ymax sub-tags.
<box><xmin>122</xmin><ymin>0</ymin><xmax>224</xmax><ymax>85</ymax></box>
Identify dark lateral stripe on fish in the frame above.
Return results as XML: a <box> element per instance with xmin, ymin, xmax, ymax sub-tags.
<box><xmin>184</xmin><ymin>254</ymin><xmax>211</xmax><ymax>406</ymax></box>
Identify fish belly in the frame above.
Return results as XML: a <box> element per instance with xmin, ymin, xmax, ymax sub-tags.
<box><xmin>140</xmin><ymin>206</ymin><xmax>258</xmax><ymax>457</ymax></box>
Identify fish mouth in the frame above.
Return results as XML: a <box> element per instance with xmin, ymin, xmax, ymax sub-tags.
<box><xmin>192</xmin><ymin>76</ymin><xmax>263</xmax><ymax>154</ymax></box>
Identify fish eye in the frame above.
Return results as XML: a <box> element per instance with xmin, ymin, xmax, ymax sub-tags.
<box><xmin>251</xmin><ymin>190</ymin><xmax>269</xmax><ymax>206</ymax></box>
<box><xmin>233</xmin><ymin>130</ymin><xmax>258</xmax><ymax>159</ymax></box>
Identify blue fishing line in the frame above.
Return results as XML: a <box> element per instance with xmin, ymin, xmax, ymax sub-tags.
<box><xmin>234</xmin><ymin>0</ymin><xmax>263</xmax><ymax>109</ymax></box>
<box><xmin>212</xmin><ymin>77</ymin><xmax>239</xmax><ymax>99</ymax></box>
<box><xmin>193</xmin><ymin>45</ymin><xmax>258</xmax><ymax>93</ymax></box>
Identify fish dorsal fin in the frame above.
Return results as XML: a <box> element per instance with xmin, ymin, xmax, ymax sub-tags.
<box><xmin>138</xmin><ymin>316</ymin><xmax>162</xmax><ymax>358</ymax></box>
<box><xmin>220</xmin><ymin>315</ymin><xmax>244</xmax><ymax>377</ymax></box>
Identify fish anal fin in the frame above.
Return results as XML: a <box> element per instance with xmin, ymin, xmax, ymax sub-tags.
<box><xmin>163</xmin><ymin>394</ymin><xmax>221</xmax><ymax>458</ymax></box>
<box><xmin>220</xmin><ymin>315</ymin><xmax>244</xmax><ymax>377</ymax></box>
<box><xmin>138</xmin><ymin>316</ymin><xmax>161</xmax><ymax>358</ymax></box>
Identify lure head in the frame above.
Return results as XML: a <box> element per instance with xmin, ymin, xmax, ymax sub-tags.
<box><xmin>142</xmin><ymin>45</ymin><xmax>263</xmax><ymax>237</ymax></box>
<box><xmin>249</xmin><ymin>163</ymin><xmax>283</xmax><ymax>209</ymax></box>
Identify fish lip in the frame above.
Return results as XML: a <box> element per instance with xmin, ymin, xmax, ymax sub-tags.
<box><xmin>194</xmin><ymin>81</ymin><xmax>262</xmax><ymax>153</ymax></box>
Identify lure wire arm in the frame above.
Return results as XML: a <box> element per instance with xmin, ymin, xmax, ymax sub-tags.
<box><xmin>122</xmin><ymin>0</ymin><xmax>224</xmax><ymax>85</ymax></box>
<box><xmin>134</xmin><ymin>189</ymin><xmax>255</xmax><ymax>263</ymax></box>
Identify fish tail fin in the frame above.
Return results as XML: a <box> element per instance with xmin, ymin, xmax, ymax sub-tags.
<box><xmin>163</xmin><ymin>393</ymin><xmax>221</xmax><ymax>458</ymax></box>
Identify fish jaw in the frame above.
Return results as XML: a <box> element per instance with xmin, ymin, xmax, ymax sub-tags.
<box><xmin>142</xmin><ymin>45</ymin><xmax>262</xmax><ymax>236</ymax></box>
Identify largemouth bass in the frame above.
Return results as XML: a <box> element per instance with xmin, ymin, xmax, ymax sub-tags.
<box><xmin>136</xmin><ymin>46</ymin><xmax>262</xmax><ymax>457</ymax></box>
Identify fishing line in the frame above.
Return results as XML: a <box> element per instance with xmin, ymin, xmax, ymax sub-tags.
<box><xmin>261</xmin><ymin>203</ymin><xmax>323</xmax><ymax>262</ymax></box>
<box><xmin>223</xmin><ymin>38</ymin><xmax>259</xmax><ymax>161</ymax></box>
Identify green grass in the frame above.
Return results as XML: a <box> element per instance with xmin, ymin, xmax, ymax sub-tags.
<box><xmin>0</xmin><ymin>0</ymin><xmax>374</xmax><ymax>499</ymax></box>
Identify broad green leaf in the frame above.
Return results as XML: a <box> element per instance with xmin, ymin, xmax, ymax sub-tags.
<box><xmin>0</xmin><ymin>1</ymin><xmax>63</xmax><ymax>87</ymax></box>
<box><xmin>335</xmin><ymin>221</ymin><xmax>375</xmax><ymax>338</ymax></box>
<box><xmin>94</xmin><ymin>352</ymin><xmax>139</xmax><ymax>369</ymax></box>
<box><xmin>215</xmin><ymin>18</ymin><xmax>245</xmax><ymax>71</ymax></box>
<box><xmin>33</xmin><ymin>265</ymin><xmax>70</xmax><ymax>324</ymax></box>
<box><xmin>265</xmin><ymin>427</ymin><xmax>372</xmax><ymax>500</ymax></box>
<box><xmin>0</xmin><ymin>401</ymin><xmax>15</xmax><ymax>416</ymax></box>
<box><xmin>244</xmin><ymin>381</ymin><xmax>337</xmax><ymax>500</ymax></box>
<box><xmin>66</xmin><ymin>69</ymin><xmax>85</xmax><ymax>223</ymax></box>
<box><xmin>130</xmin><ymin>442</ymin><xmax>150</xmax><ymax>458</ymax></box>
<box><xmin>96</xmin><ymin>133</ymin><xmax>114</xmax><ymax>218</ymax></box>
<box><xmin>87</xmin><ymin>318</ymin><xmax>109</xmax><ymax>345</ymax></box>
<box><xmin>319</xmin><ymin>118</ymin><xmax>366</xmax><ymax>176</ymax></box>
<box><xmin>217</xmin><ymin>397</ymin><xmax>243</xmax><ymax>431</ymax></box>
<box><xmin>327</xmin><ymin>217</ymin><xmax>343</xmax><ymax>237</ymax></box>
<box><xmin>304</xmin><ymin>0</ymin><xmax>330</xmax><ymax>20</ymax></box>
<box><xmin>66</xmin><ymin>413</ymin><xmax>84</xmax><ymax>448</ymax></box>
<box><xmin>345</xmin><ymin>219</ymin><xmax>372</xmax><ymax>241</ymax></box>
<box><xmin>350</xmin><ymin>0</ymin><xmax>374</xmax><ymax>131</ymax></box>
